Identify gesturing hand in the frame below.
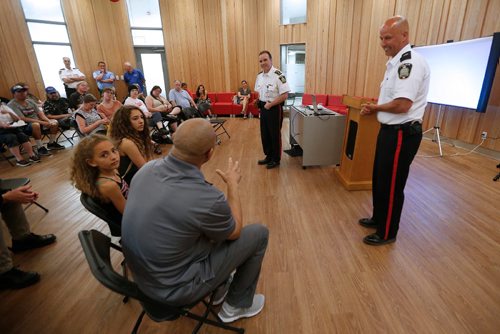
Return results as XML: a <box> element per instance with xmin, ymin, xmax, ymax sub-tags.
<box><xmin>216</xmin><ymin>157</ymin><xmax>242</xmax><ymax>186</ymax></box>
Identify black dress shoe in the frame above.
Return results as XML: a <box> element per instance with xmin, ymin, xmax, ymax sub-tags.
<box><xmin>258</xmin><ymin>158</ymin><xmax>271</xmax><ymax>165</ymax></box>
<box><xmin>359</xmin><ymin>218</ymin><xmax>377</xmax><ymax>228</ymax></box>
<box><xmin>363</xmin><ymin>233</ymin><xmax>396</xmax><ymax>246</ymax></box>
<box><xmin>266</xmin><ymin>161</ymin><xmax>280</xmax><ymax>169</ymax></box>
<box><xmin>0</xmin><ymin>267</ymin><xmax>40</xmax><ymax>289</ymax></box>
<box><xmin>10</xmin><ymin>233</ymin><xmax>56</xmax><ymax>253</ymax></box>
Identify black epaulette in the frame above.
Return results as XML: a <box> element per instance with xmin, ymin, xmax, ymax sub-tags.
<box><xmin>258</xmin><ymin>71</ymin><xmax>263</xmax><ymax>74</ymax></box>
<box><xmin>274</xmin><ymin>69</ymin><xmax>283</xmax><ymax>76</ymax></box>
<box><xmin>400</xmin><ymin>51</ymin><xmax>411</xmax><ymax>62</ymax></box>
<box><xmin>58</xmin><ymin>68</ymin><xmax>64</xmax><ymax>74</ymax></box>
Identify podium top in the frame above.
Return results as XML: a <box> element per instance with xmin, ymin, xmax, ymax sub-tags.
<box><xmin>342</xmin><ymin>95</ymin><xmax>377</xmax><ymax>109</ymax></box>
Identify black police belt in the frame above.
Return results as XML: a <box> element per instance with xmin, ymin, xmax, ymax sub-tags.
<box><xmin>257</xmin><ymin>100</ymin><xmax>267</xmax><ymax>108</ymax></box>
<box><xmin>381</xmin><ymin>120</ymin><xmax>421</xmax><ymax>131</ymax></box>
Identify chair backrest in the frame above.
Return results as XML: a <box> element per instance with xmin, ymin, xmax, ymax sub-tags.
<box><xmin>80</xmin><ymin>193</ymin><xmax>122</xmax><ymax>237</ymax></box>
<box><xmin>78</xmin><ymin>230</ymin><xmax>181</xmax><ymax>321</ymax></box>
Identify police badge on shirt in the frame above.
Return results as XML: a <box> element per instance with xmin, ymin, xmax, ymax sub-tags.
<box><xmin>398</xmin><ymin>63</ymin><xmax>412</xmax><ymax>79</ymax></box>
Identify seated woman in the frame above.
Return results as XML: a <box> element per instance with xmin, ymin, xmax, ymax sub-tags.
<box><xmin>109</xmin><ymin>105</ymin><xmax>154</xmax><ymax>185</ymax></box>
<box><xmin>236</xmin><ymin>80</ymin><xmax>251</xmax><ymax>118</ymax></box>
<box><xmin>70</xmin><ymin>134</ymin><xmax>128</xmax><ymax>220</ymax></box>
<box><xmin>97</xmin><ymin>87</ymin><xmax>122</xmax><ymax>119</ymax></box>
<box><xmin>123</xmin><ymin>85</ymin><xmax>151</xmax><ymax>118</ymax></box>
<box><xmin>75</xmin><ymin>94</ymin><xmax>109</xmax><ymax>136</ymax></box>
<box><xmin>145</xmin><ymin>85</ymin><xmax>181</xmax><ymax>133</ymax></box>
<box><xmin>195</xmin><ymin>84</ymin><xmax>213</xmax><ymax>117</ymax></box>
<box><xmin>0</xmin><ymin>103</ymin><xmax>39</xmax><ymax>166</ymax></box>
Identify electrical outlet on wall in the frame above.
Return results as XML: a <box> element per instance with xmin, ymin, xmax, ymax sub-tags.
<box><xmin>481</xmin><ymin>131</ymin><xmax>487</xmax><ymax>140</ymax></box>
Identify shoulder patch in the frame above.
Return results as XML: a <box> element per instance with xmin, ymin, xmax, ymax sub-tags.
<box><xmin>400</xmin><ymin>51</ymin><xmax>411</xmax><ymax>62</ymax></box>
<box><xmin>278</xmin><ymin>75</ymin><xmax>287</xmax><ymax>84</ymax></box>
<box><xmin>398</xmin><ymin>63</ymin><xmax>412</xmax><ymax>79</ymax></box>
<box><xmin>274</xmin><ymin>69</ymin><xmax>283</xmax><ymax>76</ymax></box>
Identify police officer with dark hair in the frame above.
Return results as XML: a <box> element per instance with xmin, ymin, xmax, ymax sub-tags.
<box><xmin>359</xmin><ymin>16</ymin><xmax>430</xmax><ymax>245</ymax></box>
<box><xmin>255</xmin><ymin>51</ymin><xmax>290</xmax><ymax>169</ymax></box>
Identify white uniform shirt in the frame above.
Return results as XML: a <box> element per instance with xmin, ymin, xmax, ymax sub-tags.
<box><xmin>255</xmin><ymin>66</ymin><xmax>291</xmax><ymax>102</ymax></box>
<box><xmin>59</xmin><ymin>67</ymin><xmax>85</xmax><ymax>89</ymax></box>
<box><xmin>377</xmin><ymin>44</ymin><xmax>430</xmax><ymax>125</ymax></box>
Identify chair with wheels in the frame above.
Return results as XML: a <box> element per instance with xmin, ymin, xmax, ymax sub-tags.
<box><xmin>78</xmin><ymin>229</ymin><xmax>245</xmax><ymax>334</ymax></box>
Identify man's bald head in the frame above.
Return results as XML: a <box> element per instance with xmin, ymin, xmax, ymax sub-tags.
<box><xmin>171</xmin><ymin>118</ymin><xmax>216</xmax><ymax>166</ymax></box>
<box><xmin>379</xmin><ymin>15</ymin><xmax>410</xmax><ymax>57</ymax></box>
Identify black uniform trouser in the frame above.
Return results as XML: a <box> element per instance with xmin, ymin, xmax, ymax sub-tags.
<box><xmin>372</xmin><ymin>121</ymin><xmax>422</xmax><ymax>240</ymax></box>
<box><xmin>258</xmin><ymin>102</ymin><xmax>282</xmax><ymax>162</ymax></box>
<box><xmin>64</xmin><ymin>85</ymin><xmax>76</xmax><ymax>99</ymax></box>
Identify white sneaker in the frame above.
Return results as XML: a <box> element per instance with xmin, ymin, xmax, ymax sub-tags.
<box><xmin>213</xmin><ymin>270</ymin><xmax>236</xmax><ymax>306</ymax></box>
<box><xmin>217</xmin><ymin>294</ymin><xmax>265</xmax><ymax>323</ymax></box>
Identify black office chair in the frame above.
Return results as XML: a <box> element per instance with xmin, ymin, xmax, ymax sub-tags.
<box><xmin>78</xmin><ymin>229</ymin><xmax>245</xmax><ymax>334</ymax></box>
<box><xmin>0</xmin><ymin>178</ymin><xmax>48</xmax><ymax>212</ymax></box>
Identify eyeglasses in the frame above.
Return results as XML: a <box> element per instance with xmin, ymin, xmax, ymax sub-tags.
<box><xmin>104</xmin><ymin>91</ymin><xmax>115</xmax><ymax>95</ymax></box>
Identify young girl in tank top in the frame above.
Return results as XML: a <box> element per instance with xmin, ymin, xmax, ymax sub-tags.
<box><xmin>70</xmin><ymin>134</ymin><xmax>128</xmax><ymax>215</ymax></box>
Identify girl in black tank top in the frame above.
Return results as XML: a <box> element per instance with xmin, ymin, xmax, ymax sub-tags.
<box><xmin>70</xmin><ymin>134</ymin><xmax>128</xmax><ymax>216</ymax></box>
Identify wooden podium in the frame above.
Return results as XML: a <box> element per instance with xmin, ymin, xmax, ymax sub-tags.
<box><xmin>335</xmin><ymin>96</ymin><xmax>380</xmax><ymax>190</ymax></box>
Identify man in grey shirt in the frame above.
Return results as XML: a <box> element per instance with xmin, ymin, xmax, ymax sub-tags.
<box><xmin>168</xmin><ymin>79</ymin><xmax>197</xmax><ymax>109</ymax></box>
<box><xmin>122</xmin><ymin>118</ymin><xmax>269</xmax><ymax>323</ymax></box>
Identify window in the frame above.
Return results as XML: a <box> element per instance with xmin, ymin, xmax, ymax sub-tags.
<box><xmin>281</xmin><ymin>0</ymin><xmax>307</xmax><ymax>25</ymax></box>
<box><xmin>125</xmin><ymin>0</ymin><xmax>169</xmax><ymax>94</ymax></box>
<box><xmin>280</xmin><ymin>44</ymin><xmax>306</xmax><ymax>93</ymax></box>
<box><xmin>20</xmin><ymin>0</ymin><xmax>76</xmax><ymax>97</ymax></box>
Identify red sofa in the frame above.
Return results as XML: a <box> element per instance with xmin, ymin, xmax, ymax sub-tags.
<box><xmin>302</xmin><ymin>93</ymin><xmax>348</xmax><ymax>115</ymax></box>
<box><xmin>191</xmin><ymin>92</ymin><xmax>259</xmax><ymax>116</ymax></box>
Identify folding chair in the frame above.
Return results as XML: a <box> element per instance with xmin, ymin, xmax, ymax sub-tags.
<box><xmin>0</xmin><ymin>143</ymin><xmax>16</xmax><ymax>166</ymax></box>
<box><xmin>0</xmin><ymin>178</ymin><xmax>49</xmax><ymax>213</ymax></box>
<box><xmin>79</xmin><ymin>229</ymin><xmax>245</xmax><ymax>334</ymax></box>
<box><xmin>181</xmin><ymin>107</ymin><xmax>230</xmax><ymax>144</ymax></box>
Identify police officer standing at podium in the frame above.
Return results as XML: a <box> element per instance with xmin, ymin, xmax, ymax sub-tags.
<box><xmin>255</xmin><ymin>51</ymin><xmax>290</xmax><ymax>169</ymax></box>
<box><xmin>359</xmin><ymin>16</ymin><xmax>430</xmax><ymax>245</ymax></box>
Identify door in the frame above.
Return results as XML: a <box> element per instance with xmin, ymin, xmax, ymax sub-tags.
<box><xmin>134</xmin><ymin>47</ymin><xmax>169</xmax><ymax>97</ymax></box>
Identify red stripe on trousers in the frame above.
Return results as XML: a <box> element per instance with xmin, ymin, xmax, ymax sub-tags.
<box><xmin>385</xmin><ymin>129</ymin><xmax>403</xmax><ymax>240</ymax></box>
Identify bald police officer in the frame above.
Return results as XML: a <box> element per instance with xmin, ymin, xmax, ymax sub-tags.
<box><xmin>255</xmin><ymin>51</ymin><xmax>290</xmax><ymax>169</ymax></box>
<box><xmin>359</xmin><ymin>16</ymin><xmax>430</xmax><ymax>245</ymax></box>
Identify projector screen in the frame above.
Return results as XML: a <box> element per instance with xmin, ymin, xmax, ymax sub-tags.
<box><xmin>414</xmin><ymin>33</ymin><xmax>499</xmax><ymax>112</ymax></box>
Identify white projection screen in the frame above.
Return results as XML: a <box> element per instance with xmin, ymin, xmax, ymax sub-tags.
<box><xmin>414</xmin><ymin>35</ymin><xmax>497</xmax><ymax>112</ymax></box>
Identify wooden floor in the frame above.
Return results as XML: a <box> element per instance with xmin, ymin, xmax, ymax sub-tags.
<box><xmin>1</xmin><ymin>118</ymin><xmax>499</xmax><ymax>334</ymax></box>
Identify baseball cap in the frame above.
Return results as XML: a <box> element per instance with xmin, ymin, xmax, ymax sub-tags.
<box><xmin>11</xmin><ymin>85</ymin><xmax>27</xmax><ymax>93</ymax></box>
<box><xmin>45</xmin><ymin>86</ymin><xmax>57</xmax><ymax>94</ymax></box>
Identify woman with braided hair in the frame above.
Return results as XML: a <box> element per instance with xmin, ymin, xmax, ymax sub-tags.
<box><xmin>109</xmin><ymin>105</ymin><xmax>154</xmax><ymax>185</ymax></box>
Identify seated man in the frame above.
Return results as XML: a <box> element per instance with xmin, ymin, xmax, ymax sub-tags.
<box><xmin>42</xmin><ymin>86</ymin><xmax>73</xmax><ymax>130</ymax></box>
<box><xmin>0</xmin><ymin>181</ymin><xmax>56</xmax><ymax>289</ymax></box>
<box><xmin>122</xmin><ymin>118</ymin><xmax>269</xmax><ymax>323</ymax></box>
<box><xmin>0</xmin><ymin>103</ymin><xmax>40</xmax><ymax>166</ymax></box>
<box><xmin>7</xmin><ymin>85</ymin><xmax>64</xmax><ymax>155</ymax></box>
<box><xmin>68</xmin><ymin>81</ymin><xmax>89</xmax><ymax>110</ymax></box>
<box><xmin>168</xmin><ymin>80</ymin><xmax>197</xmax><ymax>110</ymax></box>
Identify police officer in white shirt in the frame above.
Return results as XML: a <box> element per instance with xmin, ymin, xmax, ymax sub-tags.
<box><xmin>59</xmin><ymin>57</ymin><xmax>85</xmax><ymax>98</ymax></box>
<box><xmin>254</xmin><ymin>51</ymin><xmax>290</xmax><ymax>169</ymax></box>
<box><xmin>359</xmin><ymin>16</ymin><xmax>430</xmax><ymax>246</ymax></box>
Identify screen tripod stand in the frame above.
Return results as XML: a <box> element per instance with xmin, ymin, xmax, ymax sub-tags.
<box><xmin>423</xmin><ymin>104</ymin><xmax>444</xmax><ymax>156</ymax></box>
